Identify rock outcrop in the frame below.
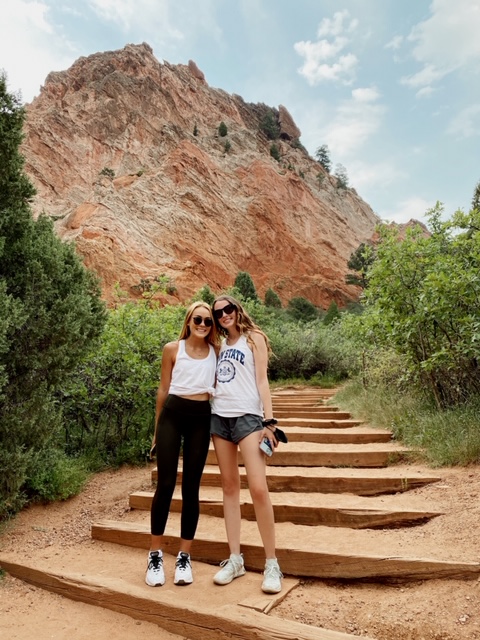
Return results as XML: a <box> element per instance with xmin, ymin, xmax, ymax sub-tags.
<box><xmin>22</xmin><ymin>42</ymin><xmax>380</xmax><ymax>307</ymax></box>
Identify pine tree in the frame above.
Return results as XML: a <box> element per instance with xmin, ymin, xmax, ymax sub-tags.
<box><xmin>315</xmin><ymin>144</ymin><xmax>331</xmax><ymax>173</ymax></box>
<box><xmin>233</xmin><ymin>271</ymin><xmax>259</xmax><ymax>301</ymax></box>
<box><xmin>0</xmin><ymin>73</ymin><xmax>106</xmax><ymax>518</ymax></box>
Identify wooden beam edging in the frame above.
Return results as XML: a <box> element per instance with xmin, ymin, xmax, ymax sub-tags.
<box><xmin>91</xmin><ymin>521</ymin><xmax>480</xmax><ymax>582</ymax></box>
<box><xmin>0</xmin><ymin>559</ymin><xmax>366</xmax><ymax>640</ymax></box>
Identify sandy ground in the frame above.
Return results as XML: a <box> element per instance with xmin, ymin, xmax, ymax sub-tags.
<box><xmin>1</xmin><ymin>463</ymin><xmax>480</xmax><ymax>640</ymax></box>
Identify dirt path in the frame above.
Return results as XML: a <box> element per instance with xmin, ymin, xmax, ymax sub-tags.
<box><xmin>1</xmin><ymin>462</ymin><xmax>480</xmax><ymax>639</ymax></box>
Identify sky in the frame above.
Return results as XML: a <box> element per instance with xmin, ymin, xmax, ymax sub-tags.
<box><xmin>1</xmin><ymin>0</ymin><xmax>479</xmax><ymax>224</ymax></box>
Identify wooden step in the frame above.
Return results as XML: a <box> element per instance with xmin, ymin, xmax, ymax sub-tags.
<box><xmin>129</xmin><ymin>488</ymin><xmax>443</xmax><ymax>528</ymax></box>
<box><xmin>205</xmin><ymin>442</ymin><xmax>410</xmax><ymax>468</ymax></box>
<box><xmin>0</xmin><ymin>545</ymin><xmax>358</xmax><ymax>640</ymax></box>
<box><xmin>151</xmin><ymin>465</ymin><xmax>442</xmax><ymax>495</ymax></box>
<box><xmin>275</xmin><ymin>410</ymin><xmax>353</xmax><ymax>419</ymax></box>
<box><xmin>90</xmin><ymin>516</ymin><xmax>480</xmax><ymax>581</ymax></box>
<box><xmin>277</xmin><ymin>417</ymin><xmax>363</xmax><ymax>428</ymax></box>
<box><xmin>281</xmin><ymin>426</ymin><xmax>392</xmax><ymax>444</ymax></box>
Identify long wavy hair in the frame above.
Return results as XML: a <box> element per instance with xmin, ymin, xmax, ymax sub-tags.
<box><xmin>212</xmin><ymin>294</ymin><xmax>272</xmax><ymax>355</ymax></box>
<box><xmin>178</xmin><ymin>301</ymin><xmax>220</xmax><ymax>347</ymax></box>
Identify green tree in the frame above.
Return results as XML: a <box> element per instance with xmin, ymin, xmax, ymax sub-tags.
<box><xmin>218</xmin><ymin>121</ymin><xmax>228</xmax><ymax>137</ymax></box>
<box><xmin>270</xmin><ymin>143</ymin><xmax>281</xmax><ymax>161</ymax></box>
<box><xmin>193</xmin><ymin>123</ymin><xmax>199</xmax><ymax>137</ymax></box>
<box><xmin>334</xmin><ymin>163</ymin><xmax>349</xmax><ymax>189</ymax></box>
<box><xmin>359</xmin><ymin>204</ymin><xmax>480</xmax><ymax>407</ymax></box>
<box><xmin>264</xmin><ymin>287</ymin><xmax>282</xmax><ymax>308</ymax></box>
<box><xmin>234</xmin><ymin>271</ymin><xmax>259</xmax><ymax>302</ymax></box>
<box><xmin>196</xmin><ymin>284</ymin><xmax>215</xmax><ymax>305</ymax></box>
<box><xmin>315</xmin><ymin>144</ymin><xmax>331</xmax><ymax>173</ymax></box>
<box><xmin>0</xmin><ymin>73</ymin><xmax>106</xmax><ymax>518</ymax></box>
<box><xmin>471</xmin><ymin>179</ymin><xmax>480</xmax><ymax>212</ymax></box>
<box><xmin>323</xmin><ymin>301</ymin><xmax>341</xmax><ymax>325</ymax></box>
<box><xmin>259</xmin><ymin>109</ymin><xmax>280</xmax><ymax>140</ymax></box>
<box><xmin>287</xmin><ymin>297</ymin><xmax>318</xmax><ymax>322</ymax></box>
<box><xmin>345</xmin><ymin>242</ymin><xmax>375</xmax><ymax>288</ymax></box>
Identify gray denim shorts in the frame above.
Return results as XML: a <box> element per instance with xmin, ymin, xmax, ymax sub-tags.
<box><xmin>210</xmin><ymin>413</ymin><xmax>263</xmax><ymax>445</ymax></box>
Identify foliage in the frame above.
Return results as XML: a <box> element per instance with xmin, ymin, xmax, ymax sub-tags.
<box><xmin>99</xmin><ymin>167</ymin><xmax>115</xmax><ymax>178</ymax></box>
<box><xmin>472</xmin><ymin>179</ymin><xmax>480</xmax><ymax>211</ymax></box>
<box><xmin>259</xmin><ymin>109</ymin><xmax>280</xmax><ymax>140</ymax></box>
<box><xmin>0</xmin><ymin>73</ymin><xmax>107</xmax><ymax>519</ymax></box>
<box><xmin>287</xmin><ymin>296</ymin><xmax>318</xmax><ymax>322</ymax></box>
<box><xmin>269</xmin><ymin>143</ymin><xmax>281</xmax><ymax>161</ymax></box>
<box><xmin>345</xmin><ymin>242</ymin><xmax>376</xmax><ymax>288</ymax></box>
<box><xmin>218</xmin><ymin>121</ymin><xmax>228</xmax><ymax>137</ymax></box>
<box><xmin>334</xmin><ymin>163</ymin><xmax>349</xmax><ymax>189</ymax></box>
<box><xmin>323</xmin><ymin>301</ymin><xmax>341</xmax><ymax>325</ymax></box>
<box><xmin>264</xmin><ymin>287</ymin><xmax>282</xmax><ymax>308</ymax></box>
<box><xmin>315</xmin><ymin>144</ymin><xmax>331</xmax><ymax>173</ymax></box>
<box><xmin>193</xmin><ymin>123</ymin><xmax>199</xmax><ymax>137</ymax></box>
<box><xmin>355</xmin><ymin>204</ymin><xmax>480</xmax><ymax>407</ymax></box>
<box><xmin>59</xmin><ymin>302</ymin><xmax>185</xmax><ymax>466</ymax></box>
<box><xmin>223</xmin><ymin>139</ymin><xmax>231</xmax><ymax>153</ymax></box>
<box><xmin>335</xmin><ymin>379</ymin><xmax>480</xmax><ymax>467</ymax></box>
<box><xmin>233</xmin><ymin>271</ymin><xmax>259</xmax><ymax>302</ymax></box>
<box><xmin>194</xmin><ymin>284</ymin><xmax>216</xmax><ymax>306</ymax></box>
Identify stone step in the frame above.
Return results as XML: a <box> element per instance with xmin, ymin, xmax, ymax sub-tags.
<box><xmin>151</xmin><ymin>464</ymin><xmax>442</xmax><ymax>495</ymax></box>
<box><xmin>129</xmin><ymin>488</ymin><xmax>443</xmax><ymax>528</ymax></box>
<box><xmin>205</xmin><ymin>441</ymin><xmax>410</xmax><ymax>468</ymax></box>
<box><xmin>90</xmin><ymin>514</ymin><xmax>480</xmax><ymax>581</ymax></box>
<box><xmin>0</xmin><ymin>545</ymin><xmax>358</xmax><ymax>640</ymax></box>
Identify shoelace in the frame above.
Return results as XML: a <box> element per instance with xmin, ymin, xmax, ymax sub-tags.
<box><xmin>176</xmin><ymin>553</ymin><xmax>190</xmax><ymax>572</ymax></box>
<box><xmin>148</xmin><ymin>553</ymin><xmax>163</xmax><ymax>571</ymax></box>
<box><xmin>265</xmin><ymin>564</ymin><xmax>283</xmax><ymax>579</ymax></box>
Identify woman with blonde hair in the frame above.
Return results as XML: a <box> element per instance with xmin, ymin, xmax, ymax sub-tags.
<box><xmin>210</xmin><ymin>294</ymin><xmax>283</xmax><ymax>594</ymax></box>
<box><xmin>146</xmin><ymin>301</ymin><xmax>219</xmax><ymax>588</ymax></box>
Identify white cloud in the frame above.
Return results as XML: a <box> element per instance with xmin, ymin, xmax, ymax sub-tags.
<box><xmin>447</xmin><ymin>105</ymin><xmax>480</xmax><ymax>138</ymax></box>
<box><xmin>385</xmin><ymin>35</ymin><xmax>403</xmax><ymax>51</ymax></box>
<box><xmin>0</xmin><ymin>0</ymin><xmax>75</xmax><ymax>101</ymax></box>
<box><xmin>294</xmin><ymin>10</ymin><xmax>358</xmax><ymax>86</ymax></box>
<box><xmin>88</xmin><ymin>0</ymin><xmax>183</xmax><ymax>38</ymax></box>
<box><xmin>323</xmin><ymin>87</ymin><xmax>385</xmax><ymax>157</ymax></box>
<box><xmin>402</xmin><ymin>0</ymin><xmax>480</xmax><ymax>94</ymax></box>
<box><xmin>349</xmin><ymin>161</ymin><xmax>404</xmax><ymax>194</ymax></box>
<box><xmin>381</xmin><ymin>196</ymin><xmax>433</xmax><ymax>224</ymax></box>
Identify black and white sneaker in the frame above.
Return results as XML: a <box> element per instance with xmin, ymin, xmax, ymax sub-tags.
<box><xmin>145</xmin><ymin>550</ymin><xmax>165</xmax><ymax>586</ymax></box>
<box><xmin>174</xmin><ymin>551</ymin><xmax>193</xmax><ymax>585</ymax></box>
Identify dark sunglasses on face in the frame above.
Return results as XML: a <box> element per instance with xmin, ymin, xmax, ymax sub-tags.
<box><xmin>192</xmin><ymin>315</ymin><xmax>213</xmax><ymax>327</ymax></box>
<box><xmin>213</xmin><ymin>303</ymin><xmax>236</xmax><ymax>319</ymax></box>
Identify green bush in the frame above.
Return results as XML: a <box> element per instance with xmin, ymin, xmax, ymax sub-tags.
<box><xmin>218</xmin><ymin>121</ymin><xmax>228</xmax><ymax>137</ymax></box>
<box><xmin>270</xmin><ymin>143</ymin><xmax>281</xmax><ymax>161</ymax></box>
<box><xmin>60</xmin><ymin>302</ymin><xmax>185</xmax><ymax>466</ymax></box>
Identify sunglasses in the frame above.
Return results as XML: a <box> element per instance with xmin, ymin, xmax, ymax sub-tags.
<box><xmin>192</xmin><ymin>315</ymin><xmax>213</xmax><ymax>327</ymax></box>
<box><xmin>213</xmin><ymin>303</ymin><xmax>236</xmax><ymax>319</ymax></box>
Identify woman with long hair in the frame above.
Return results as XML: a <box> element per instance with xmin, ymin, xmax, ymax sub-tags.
<box><xmin>210</xmin><ymin>294</ymin><xmax>283</xmax><ymax>594</ymax></box>
<box><xmin>146</xmin><ymin>301</ymin><xmax>219</xmax><ymax>587</ymax></box>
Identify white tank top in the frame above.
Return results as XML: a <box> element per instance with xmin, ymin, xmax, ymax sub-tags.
<box><xmin>169</xmin><ymin>340</ymin><xmax>217</xmax><ymax>396</ymax></box>
<box><xmin>211</xmin><ymin>334</ymin><xmax>263</xmax><ymax>417</ymax></box>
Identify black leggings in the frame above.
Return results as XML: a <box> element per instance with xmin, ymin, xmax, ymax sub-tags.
<box><xmin>150</xmin><ymin>394</ymin><xmax>211</xmax><ymax>540</ymax></box>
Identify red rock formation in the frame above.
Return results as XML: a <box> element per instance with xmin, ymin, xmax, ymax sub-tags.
<box><xmin>22</xmin><ymin>42</ymin><xmax>381</xmax><ymax>308</ymax></box>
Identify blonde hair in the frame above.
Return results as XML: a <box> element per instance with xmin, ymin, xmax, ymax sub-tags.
<box><xmin>179</xmin><ymin>301</ymin><xmax>220</xmax><ymax>347</ymax></box>
<box><xmin>212</xmin><ymin>295</ymin><xmax>272</xmax><ymax>355</ymax></box>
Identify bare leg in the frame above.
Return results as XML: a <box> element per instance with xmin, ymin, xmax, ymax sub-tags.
<box><xmin>212</xmin><ymin>435</ymin><xmax>241</xmax><ymax>554</ymax></box>
<box><xmin>239</xmin><ymin>431</ymin><xmax>276</xmax><ymax>558</ymax></box>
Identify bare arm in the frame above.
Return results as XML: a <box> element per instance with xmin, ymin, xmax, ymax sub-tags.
<box><xmin>151</xmin><ymin>341</ymin><xmax>178</xmax><ymax>452</ymax></box>
<box><xmin>251</xmin><ymin>331</ymin><xmax>273</xmax><ymax>421</ymax></box>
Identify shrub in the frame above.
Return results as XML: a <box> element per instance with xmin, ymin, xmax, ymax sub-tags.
<box><xmin>218</xmin><ymin>121</ymin><xmax>228</xmax><ymax>137</ymax></box>
<box><xmin>270</xmin><ymin>143</ymin><xmax>281</xmax><ymax>161</ymax></box>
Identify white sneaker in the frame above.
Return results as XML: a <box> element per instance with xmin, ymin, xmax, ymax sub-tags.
<box><xmin>262</xmin><ymin>558</ymin><xmax>283</xmax><ymax>594</ymax></box>
<box><xmin>174</xmin><ymin>551</ymin><xmax>193</xmax><ymax>585</ymax></box>
<box><xmin>145</xmin><ymin>550</ymin><xmax>165</xmax><ymax>586</ymax></box>
<box><xmin>213</xmin><ymin>553</ymin><xmax>246</xmax><ymax>585</ymax></box>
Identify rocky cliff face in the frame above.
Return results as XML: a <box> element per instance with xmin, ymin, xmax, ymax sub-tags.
<box><xmin>22</xmin><ymin>42</ymin><xmax>380</xmax><ymax>307</ymax></box>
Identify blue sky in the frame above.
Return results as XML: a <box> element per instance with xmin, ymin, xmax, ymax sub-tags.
<box><xmin>1</xmin><ymin>0</ymin><xmax>479</xmax><ymax>224</ymax></box>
